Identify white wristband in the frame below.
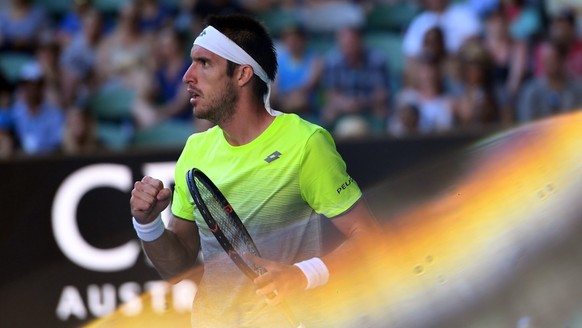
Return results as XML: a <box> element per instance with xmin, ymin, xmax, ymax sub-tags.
<box><xmin>132</xmin><ymin>216</ymin><xmax>165</xmax><ymax>242</ymax></box>
<box><xmin>294</xmin><ymin>257</ymin><xmax>329</xmax><ymax>290</ymax></box>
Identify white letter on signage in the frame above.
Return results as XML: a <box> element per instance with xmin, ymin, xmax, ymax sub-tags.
<box><xmin>52</xmin><ymin>164</ymin><xmax>140</xmax><ymax>271</ymax></box>
<box><xmin>56</xmin><ymin>286</ymin><xmax>87</xmax><ymax>320</ymax></box>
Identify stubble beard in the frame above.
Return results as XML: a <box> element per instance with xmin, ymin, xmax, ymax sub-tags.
<box><xmin>194</xmin><ymin>80</ymin><xmax>238</xmax><ymax>125</ymax></box>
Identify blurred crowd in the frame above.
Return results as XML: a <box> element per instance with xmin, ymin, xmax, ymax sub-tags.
<box><xmin>0</xmin><ymin>0</ymin><xmax>581</xmax><ymax>158</ymax></box>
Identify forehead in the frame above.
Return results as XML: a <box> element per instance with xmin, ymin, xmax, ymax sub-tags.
<box><xmin>190</xmin><ymin>45</ymin><xmax>227</xmax><ymax>63</ymax></box>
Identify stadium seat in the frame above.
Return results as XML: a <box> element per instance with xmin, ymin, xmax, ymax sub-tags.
<box><xmin>256</xmin><ymin>8</ymin><xmax>299</xmax><ymax>37</ymax></box>
<box><xmin>0</xmin><ymin>53</ymin><xmax>34</xmax><ymax>85</ymax></box>
<box><xmin>365</xmin><ymin>3</ymin><xmax>420</xmax><ymax>32</ymax></box>
<box><xmin>34</xmin><ymin>0</ymin><xmax>71</xmax><ymax>19</ymax></box>
<box><xmin>132</xmin><ymin>120</ymin><xmax>194</xmax><ymax>149</ymax></box>
<box><xmin>93</xmin><ymin>0</ymin><xmax>123</xmax><ymax>15</ymax></box>
<box><xmin>87</xmin><ymin>84</ymin><xmax>136</xmax><ymax>150</ymax></box>
<box><xmin>96</xmin><ymin>121</ymin><xmax>134</xmax><ymax>150</ymax></box>
<box><xmin>87</xmin><ymin>84</ymin><xmax>135</xmax><ymax>122</ymax></box>
<box><xmin>307</xmin><ymin>35</ymin><xmax>335</xmax><ymax>56</ymax></box>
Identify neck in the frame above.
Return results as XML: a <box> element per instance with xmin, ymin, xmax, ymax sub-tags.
<box><xmin>219</xmin><ymin>101</ymin><xmax>275</xmax><ymax>146</ymax></box>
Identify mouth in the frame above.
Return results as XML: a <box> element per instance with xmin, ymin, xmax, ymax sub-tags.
<box><xmin>188</xmin><ymin>88</ymin><xmax>202</xmax><ymax>104</ymax></box>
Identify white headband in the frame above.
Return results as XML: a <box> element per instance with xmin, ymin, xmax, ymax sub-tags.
<box><xmin>194</xmin><ymin>26</ymin><xmax>280</xmax><ymax>116</ymax></box>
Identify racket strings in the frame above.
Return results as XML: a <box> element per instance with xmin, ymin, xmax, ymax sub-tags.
<box><xmin>195</xmin><ymin>178</ymin><xmax>263</xmax><ymax>274</ymax></box>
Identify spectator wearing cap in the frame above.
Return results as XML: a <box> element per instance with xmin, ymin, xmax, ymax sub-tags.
<box><xmin>321</xmin><ymin>26</ymin><xmax>390</xmax><ymax>137</ymax></box>
<box><xmin>10</xmin><ymin>61</ymin><xmax>65</xmax><ymax>155</ymax></box>
<box><xmin>517</xmin><ymin>41</ymin><xmax>582</xmax><ymax>123</ymax></box>
<box><xmin>533</xmin><ymin>8</ymin><xmax>582</xmax><ymax>78</ymax></box>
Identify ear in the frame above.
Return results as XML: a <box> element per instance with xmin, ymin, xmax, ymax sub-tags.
<box><xmin>236</xmin><ymin>65</ymin><xmax>255</xmax><ymax>87</ymax></box>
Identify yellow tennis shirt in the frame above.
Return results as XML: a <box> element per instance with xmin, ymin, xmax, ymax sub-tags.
<box><xmin>171</xmin><ymin>113</ymin><xmax>361</xmax><ymax>327</ymax></box>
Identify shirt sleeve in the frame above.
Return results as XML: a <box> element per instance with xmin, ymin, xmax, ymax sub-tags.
<box><xmin>299</xmin><ymin>128</ymin><xmax>362</xmax><ymax>218</ymax></box>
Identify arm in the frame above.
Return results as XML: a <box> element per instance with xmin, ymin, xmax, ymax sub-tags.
<box><xmin>248</xmin><ymin>198</ymin><xmax>382</xmax><ymax>304</ymax></box>
<box><xmin>130</xmin><ymin>176</ymin><xmax>200</xmax><ymax>282</ymax></box>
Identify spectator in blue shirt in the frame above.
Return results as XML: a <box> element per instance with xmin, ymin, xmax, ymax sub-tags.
<box><xmin>10</xmin><ymin>61</ymin><xmax>65</xmax><ymax>155</ymax></box>
<box><xmin>272</xmin><ymin>25</ymin><xmax>322</xmax><ymax>124</ymax></box>
<box><xmin>0</xmin><ymin>0</ymin><xmax>49</xmax><ymax>53</ymax></box>
<box><xmin>56</xmin><ymin>0</ymin><xmax>94</xmax><ymax>45</ymax></box>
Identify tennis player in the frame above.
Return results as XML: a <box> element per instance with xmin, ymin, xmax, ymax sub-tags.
<box><xmin>130</xmin><ymin>14</ymin><xmax>381</xmax><ymax>327</ymax></box>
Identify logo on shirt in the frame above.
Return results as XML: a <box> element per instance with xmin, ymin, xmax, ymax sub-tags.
<box><xmin>336</xmin><ymin>177</ymin><xmax>354</xmax><ymax>194</ymax></box>
<box><xmin>264</xmin><ymin>151</ymin><xmax>282</xmax><ymax>163</ymax></box>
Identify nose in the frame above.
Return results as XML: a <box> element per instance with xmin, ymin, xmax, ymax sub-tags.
<box><xmin>182</xmin><ymin>62</ymin><xmax>196</xmax><ymax>85</ymax></box>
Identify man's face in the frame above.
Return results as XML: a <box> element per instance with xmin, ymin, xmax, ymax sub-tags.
<box><xmin>338</xmin><ymin>28</ymin><xmax>363</xmax><ymax>64</ymax></box>
<box><xmin>20</xmin><ymin>80</ymin><xmax>44</xmax><ymax>106</ymax></box>
<box><xmin>550</xmin><ymin>19</ymin><xmax>575</xmax><ymax>44</ymax></box>
<box><xmin>540</xmin><ymin>44</ymin><xmax>562</xmax><ymax>78</ymax></box>
<box><xmin>183</xmin><ymin>46</ymin><xmax>238</xmax><ymax>124</ymax></box>
<box><xmin>424</xmin><ymin>0</ymin><xmax>447</xmax><ymax>12</ymax></box>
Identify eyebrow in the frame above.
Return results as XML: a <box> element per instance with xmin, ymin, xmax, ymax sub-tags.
<box><xmin>192</xmin><ymin>55</ymin><xmax>211</xmax><ymax>63</ymax></box>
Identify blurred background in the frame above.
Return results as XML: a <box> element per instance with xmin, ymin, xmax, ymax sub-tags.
<box><xmin>1</xmin><ymin>0</ymin><xmax>582</xmax><ymax>327</ymax></box>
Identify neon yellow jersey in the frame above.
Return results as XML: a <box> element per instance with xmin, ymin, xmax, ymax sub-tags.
<box><xmin>171</xmin><ymin>113</ymin><xmax>361</xmax><ymax>326</ymax></box>
<box><xmin>172</xmin><ymin>113</ymin><xmax>361</xmax><ymax>226</ymax></box>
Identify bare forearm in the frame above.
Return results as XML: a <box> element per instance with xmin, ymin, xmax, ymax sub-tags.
<box><xmin>142</xmin><ymin>229</ymin><xmax>199</xmax><ymax>281</ymax></box>
<box><xmin>323</xmin><ymin>201</ymin><xmax>383</xmax><ymax>281</ymax></box>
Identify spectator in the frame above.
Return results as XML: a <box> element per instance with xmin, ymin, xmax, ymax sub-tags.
<box><xmin>59</xmin><ymin>8</ymin><xmax>104</xmax><ymax>107</ymax></box>
<box><xmin>533</xmin><ymin>8</ymin><xmax>582</xmax><ymax>78</ymax></box>
<box><xmin>402</xmin><ymin>0</ymin><xmax>482</xmax><ymax>58</ymax></box>
<box><xmin>94</xmin><ymin>1</ymin><xmax>154</xmax><ymax>93</ymax></box>
<box><xmin>61</xmin><ymin>104</ymin><xmax>100</xmax><ymax>155</ymax></box>
<box><xmin>174</xmin><ymin>0</ymin><xmax>198</xmax><ymax>34</ymax></box>
<box><xmin>387</xmin><ymin>96</ymin><xmax>421</xmax><ymax>138</ymax></box>
<box><xmin>499</xmin><ymin>0</ymin><xmax>543</xmax><ymax>44</ymax></box>
<box><xmin>149</xmin><ymin>26</ymin><xmax>192</xmax><ymax>122</ymax></box>
<box><xmin>56</xmin><ymin>0</ymin><xmax>94</xmax><ymax>45</ymax></box>
<box><xmin>482</xmin><ymin>5</ymin><xmax>528</xmax><ymax>117</ymax></box>
<box><xmin>404</xmin><ymin>26</ymin><xmax>451</xmax><ymax>91</ymax></box>
<box><xmin>94</xmin><ymin>1</ymin><xmax>157</xmax><ymax>128</ymax></box>
<box><xmin>517</xmin><ymin>41</ymin><xmax>582</xmax><ymax>123</ymax></box>
<box><xmin>0</xmin><ymin>0</ymin><xmax>50</xmax><ymax>53</ymax></box>
<box><xmin>36</xmin><ymin>33</ymin><xmax>64</xmax><ymax>107</ymax></box>
<box><xmin>0</xmin><ymin>72</ymin><xmax>15</xmax><ymax>157</ymax></box>
<box><xmin>321</xmin><ymin>26</ymin><xmax>390</xmax><ymax>137</ymax></box>
<box><xmin>10</xmin><ymin>61</ymin><xmax>65</xmax><ymax>155</ymax></box>
<box><xmin>452</xmin><ymin>41</ymin><xmax>502</xmax><ymax>132</ymax></box>
<box><xmin>389</xmin><ymin>54</ymin><xmax>454</xmax><ymax>136</ymax></box>
<box><xmin>138</xmin><ymin>0</ymin><xmax>174</xmax><ymax>34</ymax></box>
<box><xmin>272</xmin><ymin>25</ymin><xmax>323</xmax><ymax>123</ymax></box>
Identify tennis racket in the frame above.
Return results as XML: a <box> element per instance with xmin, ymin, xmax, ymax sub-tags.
<box><xmin>186</xmin><ymin>168</ymin><xmax>305</xmax><ymax>328</ymax></box>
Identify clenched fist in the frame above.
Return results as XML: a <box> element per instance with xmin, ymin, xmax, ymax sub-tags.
<box><xmin>130</xmin><ymin>176</ymin><xmax>172</xmax><ymax>224</ymax></box>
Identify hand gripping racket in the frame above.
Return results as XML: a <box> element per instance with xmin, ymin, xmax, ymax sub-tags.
<box><xmin>186</xmin><ymin>168</ymin><xmax>305</xmax><ymax>328</ymax></box>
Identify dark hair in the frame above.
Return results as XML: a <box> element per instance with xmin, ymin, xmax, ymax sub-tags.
<box><xmin>204</xmin><ymin>14</ymin><xmax>277</xmax><ymax>104</ymax></box>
